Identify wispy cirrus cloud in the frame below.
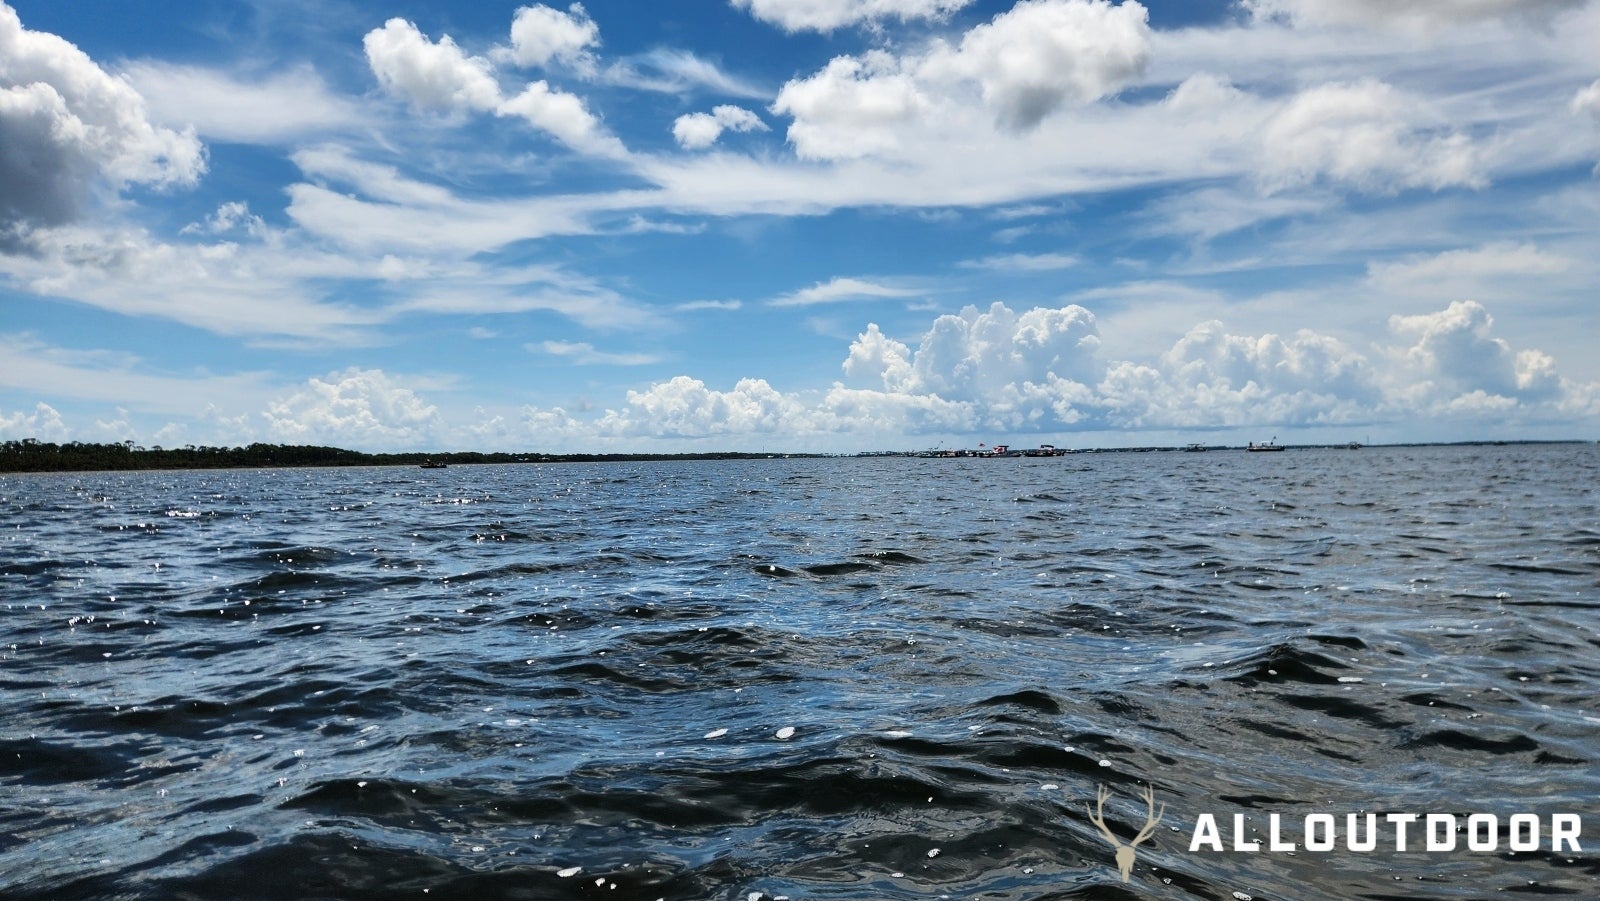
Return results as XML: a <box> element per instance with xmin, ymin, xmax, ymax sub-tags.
<box><xmin>959</xmin><ymin>251</ymin><xmax>1079</xmax><ymax>272</ymax></box>
<box><xmin>603</xmin><ymin>49</ymin><xmax>768</xmax><ymax>99</ymax></box>
<box><xmin>768</xmin><ymin>276</ymin><xmax>925</xmax><ymax>308</ymax></box>
<box><xmin>532</xmin><ymin>340</ymin><xmax>663</xmax><ymax>365</ymax></box>
<box><xmin>122</xmin><ymin>62</ymin><xmax>369</xmax><ymax>144</ymax></box>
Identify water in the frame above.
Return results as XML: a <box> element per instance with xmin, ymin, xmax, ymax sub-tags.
<box><xmin>2</xmin><ymin>444</ymin><xmax>1597</xmax><ymax>900</ymax></box>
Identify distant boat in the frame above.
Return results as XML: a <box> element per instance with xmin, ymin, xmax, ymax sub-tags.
<box><xmin>419</xmin><ymin>460</ymin><xmax>448</xmax><ymax>469</ymax></box>
<box><xmin>1183</xmin><ymin>442</ymin><xmax>1207</xmax><ymax>452</ymax></box>
<box><xmin>1247</xmin><ymin>438</ymin><xmax>1284</xmax><ymax>452</ymax></box>
<box><xmin>1346</xmin><ymin>441</ymin><xmax>1363</xmax><ymax>450</ymax></box>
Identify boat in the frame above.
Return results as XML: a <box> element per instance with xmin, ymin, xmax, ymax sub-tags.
<box><xmin>1247</xmin><ymin>438</ymin><xmax>1284</xmax><ymax>452</ymax></box>
<box><xmin>1183</xmin><ymin>442</ymin><xmax>1207</xmax><ymax>452</ymax></box>
<box><xmin>419</xmin><ymin>460</ymin><xmax>448</xmax><ymax>469</ymax></box>
<box><xmin>1346</xmin><ymin>441</ymin><xmax>1362</xmax><ymax>450</ymax></box>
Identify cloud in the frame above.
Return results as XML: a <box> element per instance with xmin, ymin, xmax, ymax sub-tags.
<box><xmin>121</xmin><ymin>62</ymin><xmax>367</xmax><ymax>144</ymax></box>
<box><xmin>15</xmin><ymin>296</ymin><xmax>1594</xmax><ymax>449</ymax></box>
<box><xmin>1367</xmin><ymin>242</ymin><xmax>1571</xmax><ymax>295</ymax></box>
<box><xmin>732</xmin><ymin>0</ymin><xmax>974</xmax><ymax>33</ymax></box>
<box><xmin>673</xmin><ymin>104</ymin><xmax>768</xmax><ymax>149</ymax></box>
<box><xmin>959</xmin><ymin>251</ymin><xmax>1078</xmax><ymax>271</ymax></box>
<box><xmin>675</xmin><ymin>299</ymin><xmax>743</xmax><ymax>311</ymax></box>
<box><xmin>506</xmin><ymin>3</ymin><xmax>600</xmax><ymax>70</ymax></box>
<box><xmin>1259</xmin><ymin>79</ymin><xmax>1484</xmax><ymax>193</ymax></box>
<box><xmin>1113</xmin><ymin>319</ymin><xmax>1379</xmax><ymax>427</ymax></box>
<box><xmin>1575</xmin><ymin>79</ymin><xmax>1600</xmax><ymax>119</ymax></box>
<box><xmin>847</xmin><ymin>302</ymin><xmax>1103</xmax><ymax>403</ymax></box>
<box><xmin>533</xmin><ymin>340</ymin><xmax>662</xmax><ymax>365</ymax></box>
<box><xmin>770</xmin><ymin>276</ymin><xmax>923</xmax><ymax>307</ymax></box>
<box><xmin>283</xmin><ymin>0</ymin><xmax>1588</xmax><ymax>265</ymax></box>
<box><xmin>363</xmin><ymin>18</ymin><xmax>501</xmax><ymax>114</ymax></box>
<box><xmin>0</xmin><ymin>401</ymin><xmax>67</xmax><ymax>441</ymax></box>
<box><xmin>1388</xmin><ymin>299</ymin><xmax>1558</xmax><ymax>404</ymax></box>
<box><xmin>841</xmin><ymin>324</ymin><xmax>917</xmax><ymax>392</ymax></box>
<box><xmin>772</xmin><ymin>52</ymin><xmax>932</xmax><ymax>160</ymax></box>
<box><xmin>0</xmin><ymin>3</ymin><xmax>204</xmax><ymax>234</ymax></box>
<box><xmin>608</xmin><ymin>376</ymin><xmax>803</xmax><ymax>436</ymax></box>
<box><xmin>603</xmin><ymin>50</ymin><xmax>767</xmax><ymax>99</ymax></box>
<box><xmin>925</xmin><ymin>0</ymin><xmax>1153</xmax><ymax>131</ymax></box>
<box><xmin>0</xmin><ymin>224</ymin><xmax>385</xmax><ymax>342</ymax></box>
<box><xmin>498</xmin><ymin>80</ymin><xmax>624</xmax><ymax>155</ymax></box>
<box><xmin>0</xmin><ymin>333</ymin><xmax>275</xmax><ymax>415</ymax></box>
<box><xmin>825</xmin><ymin>300</ymin><xmax>1588</xmax><ymax>436</ymax></box>
<box><xmin>292</xmin><ymin>144</ymin><xmax>460</xmax><ymax>207</ymax></box>
<box><xmin>1241</xmin><ymin>0</ymin><xmax>1586</xmax><ymax>31</ymax></box>
<box><xmin>389</xmin><ymin>277</ymin><xmax>662</xmax><ymax>332</ymax></box>
<box><xmin>263</xmin><ymin>368</ymin><xmax>442</xmax><ymax>449</ymax></box>
<box><xmin>772</xmin><ymin>0</ymin><xmax>1151</xmax><ymax>159</ymax></box>
<box><xmin>181</xmin><ymin>201</ymin><xmax>267</xmax><ymax>237</ymax></box>
<box><xmin>363</xmin><ymin>16</ymin><xmax>623</xmax><ymax>155</ymax></box>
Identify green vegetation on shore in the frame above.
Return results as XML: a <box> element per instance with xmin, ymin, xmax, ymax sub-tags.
<box><xmin>0</xmin><ymin>440</ymin><xmax>812</xmax><ymax>473</ymax></box>
<box><xmin>2</xmin><ymin>438</ymin><xmax>1588</xmax><ymax>473</ymax></box>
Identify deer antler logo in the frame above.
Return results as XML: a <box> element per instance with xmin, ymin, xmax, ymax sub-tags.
<box><xmin>1086</xmin><ymin>783</ymin><xmax>1165</xmax><ymax>882</ymax></box>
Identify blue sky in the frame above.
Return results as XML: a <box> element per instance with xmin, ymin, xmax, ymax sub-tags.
<box><xmin>2</xmin><ymin>0</ymin><xmax>1598</xmax><ymax>452</ymax></box>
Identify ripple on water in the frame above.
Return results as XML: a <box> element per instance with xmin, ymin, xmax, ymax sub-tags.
<box><xmin>2</xmin><ymin>447</ymin><xmax>1599</xmax><ymax>900</ymax></box>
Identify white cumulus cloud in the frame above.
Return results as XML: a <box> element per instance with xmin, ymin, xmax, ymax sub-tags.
<box><xmin>924</xmin><ymin>0</ymin><xmax>1153</xmax><ymax>131</ymax></box>
<box><xmin>364</xmin><ymin>18</ymin><xmax>501</xmax><ymax>114</ymax></box>
<box><xmin>0</xmin><ymin>402</ymin><xmax>68</xmax><ymax>442</ymax></box>
<box><xmin>610</xmin><ymin>376</ymin><xmax>802</xmax><ymax>436</ymax></box>
<box><xmin>772</xmin><ymin>0</ymin><xmax>1151</xmax><ymax>160</ymax></box>
<box><xmin>263</xmin><ymin>368</ymin><xmax>442</xmax><ymax>449</ymax></box>
<box><xmin>773</xmin><ymin>51</ymin><xmax>932</xmax><ymax>161</ymax></box>
<box><xmin>673</xmin><ymin>104</ymin><xmax>768</xmax><ymax>149</ymax></box>
<box><xmin>838</xmin><ymin>303</ymin><xmax>1104</xmax><ymax>432</ymax></box>
<box><xmin>1259</xmin><ymin>79</ymin><xmax>1484</xmax><ymax>193</ymax></box>
<box><xmin>363</xmin><ymin>16</ymin><xmax>622</xmax><ymax>155</ymax></box>
<box><xmin>498</xmin><ymin>80</ymin><xmax>623</xmax><ymax>155</ymax></box>
<box><xmin>1115</xmin><ymin>321</ymin><xmax>1379</xmax><ymax>427</ymax></box>
<box><xmin>506</xmin><ymin>3</ymin><xmax>600</xmax><ymax>70</ymax></box>
<box><xmin>1388</xmin><ymin>300</ymin><xmax>1558</xmax><ymax>405</ymax></box>
<box><xmin>0</xmin><ymin>3</ymin><xmax>204</xmax><ymax>234</ymax></box>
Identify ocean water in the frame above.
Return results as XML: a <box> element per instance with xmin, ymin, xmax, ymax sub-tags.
<box><xmin>2</xmin><ymin>444</ymin><xmax>1597</xmax><ymax>900</ymax></box>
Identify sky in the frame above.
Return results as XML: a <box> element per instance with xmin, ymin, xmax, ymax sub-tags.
<box><xmin>2</xmin><ymin>0</ymin><xmax>1598</xmax><ymax>453</ymax></box>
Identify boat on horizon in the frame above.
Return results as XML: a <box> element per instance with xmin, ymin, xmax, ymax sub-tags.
<box><xmin>419</xmin><ymin>460</ymin><xmax>448</xmax><ymax>469</ymax></box>
<box><xmin>1247</xmin><ymin>438</ymin><xmax>1285</xmax><ymax>452</ymax></box>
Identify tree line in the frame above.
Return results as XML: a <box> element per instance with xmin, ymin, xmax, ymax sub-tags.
<box><xmin>0</xmin><ymin>440</ymin><xmax>810</xmax><ymax>473</ymax></box>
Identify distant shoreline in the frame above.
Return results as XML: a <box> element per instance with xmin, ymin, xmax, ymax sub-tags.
<box><xmin>1</xmin><ymin>439</ymin><xmax>1590</xmax><ymax>474</ymax></box>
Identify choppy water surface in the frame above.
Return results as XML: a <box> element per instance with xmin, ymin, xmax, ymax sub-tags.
<box><xmin>3</xmin><ymin>444</ymin><xmax>1598</xmax><ymax>900</ymax></box>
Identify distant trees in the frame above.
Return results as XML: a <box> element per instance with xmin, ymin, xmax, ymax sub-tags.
<box><xmin>0</xmin><ymin>440</ymin><xmax>801</xmax><ymax>472</ymax></box>
<box><xmin>0</xmin><ymin>440</ymin><xmax>382</xmax><ymax>472</ymax></box>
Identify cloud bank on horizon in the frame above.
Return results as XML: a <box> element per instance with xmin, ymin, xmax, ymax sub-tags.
<box><xmin>2</xmin><ymin>0</ymin><xmax>1598</xmax><ymax>451</ymax></box>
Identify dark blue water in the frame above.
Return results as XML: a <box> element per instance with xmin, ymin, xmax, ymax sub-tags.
<box><xmin>3</xmin><ymin>445</ymin><xmax>1598</xmax><ymax>900</ymax></box>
